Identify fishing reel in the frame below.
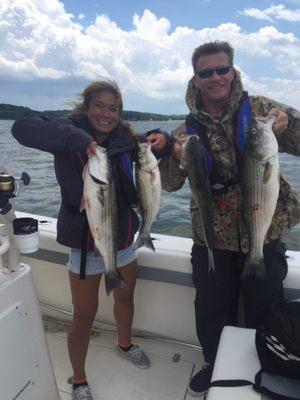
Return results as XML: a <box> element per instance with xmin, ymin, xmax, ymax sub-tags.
<box><xmin>0</xmin><ymin>171</ymin><xmax>30</xmax><ymax>215</ymax></box>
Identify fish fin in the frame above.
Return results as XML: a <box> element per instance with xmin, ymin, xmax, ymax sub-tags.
<box><xmin>135</xmin><ymin>234</ymin><xmax>155</xmax><ymax>252</ymax></box>
<box><xmin>104</xmin><ymin>271</ymin><xmax>123</xmax><ymax>296</ymax></box>
<box><xmin>263</xmin><ymin>162</ymin><xmax>273</xmax><ymax>183</ymax></box>
<box><xmin>207</xmin><ymin>247</ymin><xmax>215</xmax><ymax>273</ymax></box>
<box><xmin>80</xmin><ymin>198</ymin><xmax>85</xmax><ymax>212</ymax></box>
<box><xmin>242</xmin><ymin>255</ymin><xmax>266</xmax><ymax>280</ymax></box>
<box><xmin>94</xmin><ymin>246</ymin><xmax>102</xmax><ymax>258</ymax></box>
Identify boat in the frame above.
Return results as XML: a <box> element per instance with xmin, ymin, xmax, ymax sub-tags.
<box><xmin>1</xmin><ymin>176</ymin><xmax>300</xmax><ymax>399</ymax></box>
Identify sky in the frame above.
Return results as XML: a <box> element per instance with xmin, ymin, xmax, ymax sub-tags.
<box><xmin>0</xmin><ymin>0</ymin><xmax>300</xmax><ymax>114</ymax></box>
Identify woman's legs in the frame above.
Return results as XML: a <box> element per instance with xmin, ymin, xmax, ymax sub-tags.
<box><xmin>68</xmin><ymin>271</ymin><xmax>101</xmax><ymax>381</ymax></box>
<box><xmin>113</xmin><ymin>259</ymin><xmax>138</xmax><ymax>347</ymax></box>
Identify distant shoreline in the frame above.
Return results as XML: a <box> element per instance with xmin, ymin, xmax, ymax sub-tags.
<box><xmin>0</xmin><ymin>103</ymin><xmax>185</xmax><ymax>122</ymax></box>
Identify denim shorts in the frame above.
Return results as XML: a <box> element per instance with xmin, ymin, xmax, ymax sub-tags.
<box><xmin>68</xmin><ymin>243</ymin><xmax>137</xmax><ymax>275</ymax></box>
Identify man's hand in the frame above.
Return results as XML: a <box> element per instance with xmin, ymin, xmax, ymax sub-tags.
<box><xmin>172</xmin><ymin>142</ymin><xmax>182</xmax><ymax>161</ymax></box>
<box><xmin>268</xmin><ymin>108</ymin><xmax>289</xmax><ymax>136</ymax></box>
<box><xmin>147</xmin><ymin>133</ymin><xmax>166</xmax><ymax>151</ymax></box>
<box><xmin>87</xmin><ymin>140</ymin><xmax>97</xmax><ymax>156</ymax></box>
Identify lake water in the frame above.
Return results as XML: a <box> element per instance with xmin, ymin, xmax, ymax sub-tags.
<box><xmin>1</xmin><ymin>119</ymin><xmax>300</xmax><ymax>250</ymax></box>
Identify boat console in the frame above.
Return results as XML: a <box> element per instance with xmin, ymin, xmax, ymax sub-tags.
<box><xmin>0</xmin><ymin>169</ymin><xmax>59</xmax><ymax>400</ymax></box>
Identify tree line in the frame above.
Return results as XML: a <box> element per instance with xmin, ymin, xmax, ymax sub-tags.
<box><xmin>0</xmin><ymin>103</ymin><xmax>185</xmax><ymax>121</ymax></box>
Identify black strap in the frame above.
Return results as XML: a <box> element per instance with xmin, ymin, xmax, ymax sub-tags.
<box><xmin>254</xmin><ymin>370</ymin><xmax>300</xmax><ymax>400</ymax></box>
<box><xmin>185</xmin><ymin>114</ymin><xmax>226</xmax><ymax>193</ymax></box>
<box><xmin>79</xmin><ymin>213</ymin><xmax>89</xmax><ymax>280</ymax></box>
<box><xmin>209</xmin><ymin>379</ymin><xmax>253</xmax><ymax>388</ymax></box>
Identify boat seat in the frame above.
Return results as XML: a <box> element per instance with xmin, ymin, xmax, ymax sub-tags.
<box><xmin>206</xmin><ymin>326</ymin><xmax>261</xmax><ymax>400</ymax></box>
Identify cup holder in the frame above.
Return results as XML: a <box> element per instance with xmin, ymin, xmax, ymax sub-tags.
<box><xmin>13</xmin><ymin>217</ymin><xmax>39</xmax><ymax>254</ymax></box>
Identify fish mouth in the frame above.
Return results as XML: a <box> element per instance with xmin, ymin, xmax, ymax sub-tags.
<box><xmin>255</xmin><ymin>116</ymin><xmax>267</xmax><ymax>123</ymax></box>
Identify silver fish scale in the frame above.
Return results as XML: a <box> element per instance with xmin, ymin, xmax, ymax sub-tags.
<box><xmin>137</xmin><ymin>169</ymin><xmax>160</xmax><ymax>231</ymax></box>
<box><xmin>241</xmin><ymin>118</ymin><xmax>279</xmax><ymax>279</ymax></box>
<box><xmin>83</xmin><ymin>147</ymin><xmax>120</xmax><ymax>295</ymax></box>
<box><xmin>184</xmin><ymin>136</ymin><xmax>215</xmax><ymax>272</ymax></box>
<box><xmin>135</xmin><ymin>143</ymin><xmax>161</xmax><ymax>251</ymax></box>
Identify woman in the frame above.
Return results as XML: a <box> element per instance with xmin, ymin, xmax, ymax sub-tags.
<box><xmin>12</xmin><ymin>79</ymin><xmax>169</xmax><ymax>400</ymax></box>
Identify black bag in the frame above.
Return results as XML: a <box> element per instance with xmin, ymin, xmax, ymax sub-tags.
<box><xmin>209</xmin><ymin>301</ymin><xmax>300</xmax><ymax>400</ymax></box>
<box><xmin>253</xmin><ymin>300</ymin><xmax>300</xmax><ymax>399</ymax></box>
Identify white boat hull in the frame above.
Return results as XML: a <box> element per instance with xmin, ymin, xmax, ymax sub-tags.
<box><xmin>17</xmin><ymin>212</ymin><xmax>300</xmax><ymax>346</ymax></box>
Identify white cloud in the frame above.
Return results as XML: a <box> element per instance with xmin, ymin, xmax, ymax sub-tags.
<box><xmin>241</xmin><ymin>4</ymin><xmax>300</xmax><ymax>22</ymax></box>
<box><xmin>237</xmin><ymin>66</ymin><xmax>300</xmax><ymax>108</ymax></box>
<box><xmin>0</xmin><ymin>0</ymin><xmax>300</xmax><ymax>112</ymax></box>
<box><xmin>78</xmin><ymin>13</ymin><xmax>85</xmax><ymax>20</ymax></box>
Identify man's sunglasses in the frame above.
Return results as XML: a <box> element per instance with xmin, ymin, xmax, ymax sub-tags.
<box><xmin>195</xmin><ymin>65</ymin><xmax>231</xmax><ymax>79</ymax></box>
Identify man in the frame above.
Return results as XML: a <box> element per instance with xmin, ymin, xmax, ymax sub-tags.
<box><xmin>158</xmin><ymin>41</ymin><xmax>300</xmax><ymax>397</ymax></box>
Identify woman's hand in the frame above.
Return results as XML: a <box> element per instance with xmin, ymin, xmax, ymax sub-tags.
<box><xmin>86</xmin><ymin>140</ymin><xmax>97</xmax><ymax>156</ymax></box>
<box><xmin>268</xmin><ymin>108</ymin><xmax>289</xmax><ymax>136</ymax></box>
<box><xmin>147</xmin><ymin>133</ymin><xmax>166</xmax><ymax>151</ymax></box>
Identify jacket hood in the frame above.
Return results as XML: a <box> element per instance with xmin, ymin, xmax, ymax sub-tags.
<box><xmin>185</xmin><ymin>69</ymin><xmax>245</xmax><ymax>123</ymax></box>
<box><xmin>69</xmin><ymin>113</ymin><xmax>137</xmax><ymax>158</ymax></box>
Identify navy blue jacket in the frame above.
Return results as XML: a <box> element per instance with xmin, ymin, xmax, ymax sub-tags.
<box><xmin>11</xmin><ymin>113</ymin><xmax>144</xmax><ymax>250</ymax></box>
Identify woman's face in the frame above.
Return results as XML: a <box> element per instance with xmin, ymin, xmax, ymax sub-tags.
<box><xmin>85</xmin><ymin>91</ymin><xmax>120</xmax><ymax>135</ymax></box>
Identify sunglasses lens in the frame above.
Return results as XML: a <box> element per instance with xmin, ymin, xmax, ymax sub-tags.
<box><xmin>197</xmin><ymin>69</ymin><xmax>213</xmax><ymax>79</ymax></box>
<box><xmin>196</xmin><ymin>65</ymin><xmax>231</xmax><ymax>79</ymax></box>
<box><xmin>215</xmin><ymin>66</ymin><xmax>231</xmax><ymax>75</ymax></box>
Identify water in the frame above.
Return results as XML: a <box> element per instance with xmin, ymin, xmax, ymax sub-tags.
<box><xmin>1</xmin><ymin>119</ymin><xmax>300</xmax><ymax>250</ymax></box>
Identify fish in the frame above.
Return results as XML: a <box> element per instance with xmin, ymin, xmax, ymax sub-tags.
<box><xmin>81</xmin><ymin>145</ymin><xmax>121</xmax><ymax>295</ymax></box>
<box><xmin>241</xmin><ymin>116</ymin><xmax>280</xmax><ymax>279</ymax></box>
<box><xmin>180</xmin><ymin>135</ymin><xmax>215</xmax><ymax>272</ymax></box>
<box><xmin>135</xmin><ymin>141</ymin><xmax>161</xmax><ymax>251</ymax></box>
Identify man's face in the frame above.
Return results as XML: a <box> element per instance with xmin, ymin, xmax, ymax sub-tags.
<box><xmin>193</xmin><ymin>51</ymin><xmax>235</xmax><ymax>105</ymax></box>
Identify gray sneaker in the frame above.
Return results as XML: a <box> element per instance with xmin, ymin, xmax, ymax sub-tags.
<box><xmin>116</xmin><ymin>344</ymin><xmax>150</xmax><ymax>368</ymax></box>
<box><xmin>72</xmin><ymin>385</ymin><xmax>93</xmax><ymax>400</ymax></box>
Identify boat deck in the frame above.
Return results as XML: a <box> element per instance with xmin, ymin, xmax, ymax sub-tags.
<box><xmin>46</xmin><ymin>324</ymin><xmax>204</xmax><ymax>400</ymax></box>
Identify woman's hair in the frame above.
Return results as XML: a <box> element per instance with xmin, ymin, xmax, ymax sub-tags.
<box><xmin>73</xmin><ymin>79</ymin><xmax>123</xmax><ymax>114</ymax></box>
<box><xmin>73</xmin><ymin>79</ymin><xmax>138</xmax><ymax>138</ymax></box>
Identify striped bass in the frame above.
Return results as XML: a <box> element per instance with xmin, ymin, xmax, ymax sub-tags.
<box><xmin>82</xmin><ymin>145</ymin><xmax>121</xmax><ymax>294</ymax></box>
<box><xmin>241</xmin><ymin>116</ymin><xmax>280</xmax><ymax>279</ymax></box>
<box><xmin>180</xmin><ymin>135</ymin><xmax>215</xmax><ymax>272</ymax></box>
<box><xmin>135</xmin><ymin>141</ymin><xmax>161</xmax><ymax>251</ymax></box>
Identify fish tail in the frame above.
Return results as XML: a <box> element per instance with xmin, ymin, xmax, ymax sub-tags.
<box><xmin>242</xmin><ymin>255</ymin><xmax>266</xmax><ymax>280</ymax></box>
<box><xmin>135</xmin><ymin>234</ymin><xmax>155</xmax><ymax>252</ymax></box>
<box><xmin>254</xmin><ymin>259</ymin><xmax>267</xmax><ymax>280</ymax></box>
<box><xmin>104</xmin><ymin>270</ymin><xmax>123</xmax><ymax>296</ymax></box>
<box><xmin>207</xmin><ymin>247</ymin><xmax>215</xmax><ymax>273</ymax></box>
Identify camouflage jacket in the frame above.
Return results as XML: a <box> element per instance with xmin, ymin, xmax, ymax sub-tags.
<box><xmin>159</xmin><ymin>71</ymin><xmax>300</xmax><ymax>252</ymax></box>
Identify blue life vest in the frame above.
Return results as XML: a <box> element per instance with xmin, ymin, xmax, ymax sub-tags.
<box><xmin>185</xmin><ymin>91</ymin><xmax>253</xmax><ymax>197</ymax></box>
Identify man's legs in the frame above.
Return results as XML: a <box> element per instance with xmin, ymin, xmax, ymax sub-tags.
<box><xmin>189</xmin><ymin>244</ymin><xmax>239</xmax><ymax>396</ymax></box>
<box><xmin>192</xmin><ymin>244</ymin><xmax>239</xmax><ymax>364</ymax></box>
<box><xmin>241</xmin><ymin>238</ymin><xmax>287</xmax><ymax>329</ymax></box>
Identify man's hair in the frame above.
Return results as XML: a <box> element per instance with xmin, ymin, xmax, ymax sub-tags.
<box><xmin>192</xmin><ymin>41</ymin><xmax>234</xmax><ymax>71</ymax></box>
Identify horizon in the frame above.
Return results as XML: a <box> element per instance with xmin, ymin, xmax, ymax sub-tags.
<box><xmin>0</xmin><ymin>102</ymin><xmax>185</xmax><ymax>117</ymax></box>
<box><xmin>1</xmin><ymin>0</ymin><xmax>300</xmax><ymax>114</ymax></box>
